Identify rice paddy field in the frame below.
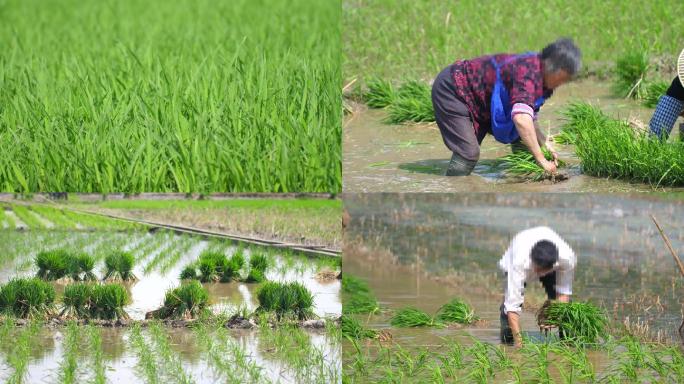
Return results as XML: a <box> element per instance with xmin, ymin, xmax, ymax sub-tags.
<box><xmin>343</xmin><ymin>0</ymin><xmax>684</xmax><ymax>193</ymax></box>
<box><xmin>0</xmin><ymin>202</ymin><xmax>342</xmax><ymax>383</ymax></box>
<box><xmin>342</xmin><ymin>193</ymin><xmax>684</xmax><ymax>382</ymax></box>
<box><xmin>0</xmin><ymin>0</ymin><xmax>341</xmax><ymax>193</ymax></box>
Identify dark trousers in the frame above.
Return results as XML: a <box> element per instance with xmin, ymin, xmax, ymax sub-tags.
<box><xmin>500</xmin><ymin>271</ymin><xmax>557</xmax><ymax>344</ymax></box>
<box><xmin>667</xmin><ymin>77</ymin><xmax>684</xmax><ymax>102</ymax></box>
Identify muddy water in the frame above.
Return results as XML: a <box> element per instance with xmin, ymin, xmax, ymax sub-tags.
<box><xmin>344</xmin><ymin>193</ymin><xmax>684</xmax><ymax>342</ymax></box>
<box><xmin>343</xmin><ymin>80</ymin><xmax>684</xmax><ymax>193</ymax></box>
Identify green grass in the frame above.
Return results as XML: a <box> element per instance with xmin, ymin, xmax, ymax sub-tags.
<box><xmin>0</xmin><ymin>0</ymin><xmax>340</xmax><ymax>193</ymax></box>
<box><xmin>344</xmin><ymin>0</ymin><xmax>684</xmax><ymax>82</ymax></box>
<box><xmin>435</xmin><ymin>299</ymin><xmax>478</xmax><ymax>324</ymax></box>
<box><xmin>256</xmin><ymin>281</ymin><xmax>314</xmax><ymax>320</ymax></box>
<box><xmin>390</xmin><ymin>307</ymin><xmax>442</xmax><ymax>328</ymax></box>
<box><xmin>341</xmin><ymin>315</ymin><xmax>378</xmax><ymax>339</ymax></box>
<box><xmin>0</xmin><ymin>278</ymin><xmax>55</xmax><ymax>318</ymax></box>
<box><xmin>539</xmin><ymin>301</ymin><xmax>608</xmax><ymax>345</ymax></box>
<box><xmin>150</xmin><ymin>281</ymin><xmax>209</xmax><ymax>320</ymax></box>
<box><xmin>560</xmin><ymin>102</ymin><xmax>684</xmax><ymax>186</ymax></box>
<box><xmin>342</xmin><ymin>275</ymin><xmax>380</xmax><ymax>315</ymax></box>
<box><xmin>103</xmin><ymin>251</ymin><xmax>136</xmax><ymax>281</ymax></box>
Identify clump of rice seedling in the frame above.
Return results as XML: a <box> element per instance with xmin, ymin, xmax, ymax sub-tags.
<box><xmin>642</xmin><ymin>80</ymin><xmax>669</xmax><ymax>108</ymax></box>
<box><xmin>435</xmin><ymin>298</ymin><xmax>478</xmax><ymax>324</ymax></box>
<box><xmin>103</xmin><ymin>251</ymin><xmax>136</xmax><ymax>281</ymax></box>
<box><xmin>385</xmin><ymin>81</ymin><xmax>434</xmax><ymax>124</ymax></box>
<box><xmin>0</xmin><ymin>278</ymin><xmax>55</xmax><ymax>318</ymax></box>
<box><xmin>561</xmin><ymin>102</ymin><xmax>684</xmax><ymax>186</ymax></box>
<box><xmin>390</xmin><ymin>307</ymin><xmax>442</xmax><ymax>328</ymax></box>
<box><xmin>614</xmin><ymin>51</ymin><xmax>649</xmax><ymax>98</ymax></box>
<box><xmin>197</xmin><ymin>251</ymin><xmax>233</xmax><ymax>282</ymax></box>
<box><xmin>342</xmin><ymin>275</ymin><xmax>379</xmax><ymax>315</ymax></box>
<box><xmin>496</xmin><ymin>148</ymin><xmax>567</xmax><ymax>181</ymax></box>
<box><xmin>149</xmin><ymin>281</ymin><xmax>209</xmax><ymax>320</ymax></box>
<box><xmin>341</xmin><ymin>315</ymin><xmax>378</xmax><ymax>339</ymax></box>
<box><xmin>538</xmin><ymin>301</ymin><xmax>607</xmax><ymax>345</ymax></box>
<box><xmin>230</xmin><ymin>249</ymin><xmax>246</xmax><ymax>271</ymax></box>
<box><xmin>179</xmin><ymin>264</ymin><xmax>198</xmax><ymax>280</ymax></box>
<box><xmin>36</xmin><ymin>249</ymin><xmax>97</xmax><ymax>281</ymax></box>
<box><xmin>89</xmin><ymin>284</ymin><xmax>130</xmax><ymax>320</ymax></box>
<box><xmin>246</xmin><ymin>253</ymin><xmax>269</xmax><ymax>283</ymax></box>
<box><xmin>256</xmin><ymin>281</ymin><xmax>314</xmax><ymax>320</ymax></box>
<box><xmin>60</xmin><ymin>283</ymin><xmax>93</xmax><ymax>319</ymax></box>
<box><xmin>363</xmin><ymin>78</ymin><xmax>396</xmax><ymax>108</ymax></box>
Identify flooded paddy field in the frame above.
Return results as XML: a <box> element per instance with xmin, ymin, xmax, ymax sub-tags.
<box><xmin>343</xmin><ymin>80</ymin><xmax>683</xmax><ymax>193</ymax></box>
<box><xmin>342</xmin><ymin>193</ymin><xmax>684</xmax><ymax>382</ymax></box>
<box><xmin>0</xmin><ymin>203</ymin><xmax>341</xmax><ymax>383</ymax></box>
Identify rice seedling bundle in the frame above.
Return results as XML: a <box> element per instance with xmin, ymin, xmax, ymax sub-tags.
<box><xmin>538</xmin><ymin>301</ymin><xmax>607</xmax><ymax>344</ymax></box>
<box><xmin>36</xmin><ymin>249</ymin><xmax>72</xmax><ymax>280</ymax></box>
<box><xmin>246</xmin><ymin>268</ymin><xmax>266</xmax><ymax>283</ymax></box>
<box><xmin>363</xmin><ymin>78</ymin><xmax>396</xmax><ymax>108</ymax></box>
<box><xmin>496</xmin><ymin>148</ymin><xmax>566</xmax><ymax>181</ymax></box>
<box><xmin>390</xmin><ymin>307</ymin><xmax>441</xmax><ymax>328</ymax></box>
<box><xmin>362</xmin><ymin>78</ymin><xmax>435</xmax><ymax>124</ymax></box>
<box><xmin>0</xmin><ymin>278</ymin><xmax>55</xmax><ymax>318</ymax></box>
<box><xmin>150</xmin><ymin>281</ymin><xmax>209</xmax><ymax>320</ymax></box>
<box><xmin>614</xmin><ymin>51</ymin><xmax>649</xmax><ymax>99</ymax></box>
<box><xmin>642</xmin><ymin>80</ymin><xmax>669</xmax><ymax>108</ymax></box>
<box><xmin>61</xmin><ymin>283</ymin><xmax>94</xmax><ymax>318</ymax></box>
<box><xmin>0</xmin><ymin>0</ymin><xmax>340</xmax><ymax>193</ymax></box>
<box><xmin>560</xmin><ymin>102</ymin><xmax>684</xmax><ymax>186</ymax></box>
<box><xmin>435</xmin><ymin>298</ymin><xmax>478</xmax><ymax>324</ymax></box>
<box><xmin>246</xmin><ymin>253</ymin><xmax>269</xmax><ymax>283</ymax></box>
<box><xmin>341</xmin><ymin>315</ymin><xmax>378</xmax><ymax>339</ymax></box>
<box><xmin>179</xmin><ymin>265</ymin><xmax>198</xmax><ymax>280</ymax></box>
<box><xmin>197</xmin><ymin>251</ymin><xmax>237</xmax><ymax>283</ymax></box>
<box><xmin>342</xmin><ymin>275</ymin><xmax>379</xmax><ymax>315</ymax></box>
<box><xmin>103</xmin><ymin>251</ymin><xmax>136</xmax><ymax>281</ymax></box>
<box><xmin>256</xmin><ymin>281</ymin><xmax>314</xmax><ymax>320</ymax></box>
<box><xmin>89</xmin><ymin>284</ymin><xmax>130</xmax><ymax>320</ymax></box>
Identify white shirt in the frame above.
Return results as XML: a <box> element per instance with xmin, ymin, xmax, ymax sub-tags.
<box><xmin>499</xmin><ymin>226</ymin><xmax>576</xmax><ymax>314</ymax></box>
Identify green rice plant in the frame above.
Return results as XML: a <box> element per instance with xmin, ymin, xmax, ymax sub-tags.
<box><xmin>642</xmin><ymin>80</ymin><xmax>670</xmax><ymax>108</ymax></box>
<box><xmin>539</xmin><ymin>301</ymin><xmax>607</xmax><ymax>345</ymax></box>
<box><xmin>197</xmin><ymin>251</ymin><xmax>230</xmax><ymax>282</ymax></box>
<box><xmin>89</xmin><ymin>284</ymin><xmax>130</xmax><ymax>320</ymax></box>
<box><xmin>0</xmin><ymin>0</ymin><xmax>340</xmax><ymax>193</ymax></box>
<box><xmin>103</xmin><ymin>251</ymin><xmax>136</xmax><ymax>281</ymax></box>
<box><xmin>256</xmin><ymin>281</ymin><xmax>314</xmax><ymax>320</ymax></box>
<box><xmin>364</xmin><ymin>78</ymin><xmax>396</xmax><ymax>108</ymax></box>
<box><xmin>87</xmin><ymin>326</ymin><xmax>107</xmax><ymax>384</ymax></box>
<box><xmin>35</xmin><ymin>249</ymin><xmax>71</xmax><ymax>280</ymax></box>
<box><xmin>59</xmin><ymin>321</ymin><xmax>80</xmax><ymax>384</ymax></box>
<box><xmin>435</xmin><ymin>298</ymin><xmax>477</xmax><ymax>324</ymax></box>
<box><xmin>385</xmin><ymin>92</ymin><xmax>434</xmax><ymax>124</ymax></box>
<box><xmin>0</xmin><ymin>278</ymin><xmax>55</xmax><ymax>318</ymax></box>
<box><xmin>561</xmin><ymin>102</ymin><xmax>684</xmax><ymax>186</ymax></box>
<box><xmin>75</xmin><ymin>253</ymin><xmax>96</xmax><ymax>281</ymax></box>
<box><xmin>5</xmin><ymin>322</ymin><xmax>39</xmax><ymax>384</ymax></box>
<box><xmin>342</xmin><ymin>275</ymin><xmax>380</xmax><ymax>315</ymax></box>
<box><xmin>61</xmin><ymin>283</ymin><xmax>93</xmax><ymax>319</ymax></box>
<box><xmin>149</xmin><ymin>322</ymin><xmax>195</xmax><ymax>384</ymax></box>
<box><xmin>466</xmin><ymin>339</ymin><xmax>495</xmax><ymax>384</ymax></box>
<box><xmin>496</xmin><ymin>148</ymin><xmax>567</xmax><ymax>181</ymax></box>
<box><xmin>245</xmin><ymin>268</ymin><xmax>266</xmax><ymax>283</ymax></box>
<box><xmin>230</xmin><ymin>249</ymin><xmax>246</xmax><ymax>271</ymax></box>
<box><xmin>150</xmin><ymin>281</ymin><xmax>209</xmax><ymax>320</ymax></box>
<box><xmin>11</xmin><ymin>205</ymin><xmax>45</xmax><ymax>229</ymax></box>
<box><xmin>614</xmin><ymin>51</ymin><xmax>649</xmax><ymax>98</ymax></box>
<box><xmin>390</xmin><ymin>307</ymin><xmax>441</xmax><ymax>328</ymax></box>
<box><xmin>249</xmin><ymin>253</ymin><xmax>269</xmax><ymax>272</ymax></box>
<box><xmin>179</xmin><ymin>264</ymin><xmax>198</xmax><ymax>280</ymax></box>
<box><xmin>130</xmin><ymin>324</ymin><xmax>160</xmax><ymax>384</ymax></box>
<box><xmin>341</xmin><ymin>315</ymin><xmax>378</xmax><ymax>339</ymax></box>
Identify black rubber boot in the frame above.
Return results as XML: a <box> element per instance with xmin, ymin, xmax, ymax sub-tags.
<box><xmin>500</xmin><ymin>304</ymin><xmax>514</xmax><ymax>345</ymax></box>
<box><xmin>445</xmin><ymin>152</ymin><xmax>477</xmax><ymax>176</ymax></box>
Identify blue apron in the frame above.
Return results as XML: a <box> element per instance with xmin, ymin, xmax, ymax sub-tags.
<box><xmin>490</xmin><ymin>53</ymin><xmax>546</xmax><ymax>144</ymax></box>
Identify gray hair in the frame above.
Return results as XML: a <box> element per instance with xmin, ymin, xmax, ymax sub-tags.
<box><xmin>541</xmin><ymin>38</ymin><xmax>582</xmax><ymax>76</ymax></box>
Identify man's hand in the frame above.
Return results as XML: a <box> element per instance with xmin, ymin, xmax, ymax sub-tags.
<box><xmin>544</xmin><ymin>140</ymin><xmax>560</xmax><ymax>167</ymax></box>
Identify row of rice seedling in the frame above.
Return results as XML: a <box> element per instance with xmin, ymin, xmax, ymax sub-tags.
<box><xmin>343</xmin><ymin>332</ymin><xmax>684</xmax><ymax>383</ymax></box>
<box><xmin>342</xmin><ymin>275</ymin><xmax>379</xmax><ymax>315</ymax></box>
<box><xmin>558</xmin><ymin>102</ymin><xmax>684</xmax><ymax>186</ymax></box>
<box><xmin>148</xmin><ymin>322</ymin><xmax>195</xmax><ymax>384</ymax></box>
<box><xmin>194</xmin><ymin>324</ymin><xmax>264</xmax><ymax>383</ymax></box>
<box><xmin>9</xmin><ymin>205</ymin><xmax>46</xmax><ymax>229</ymax></box>
<box><xmin>361</xmin><ymin>78</ymin><xmax>435</xmax><ymax>124</ymax></box>
<box><xmin>58</xmin><ymin>321</ymin><xmax>80</xmax><ymax>384</ymax></box>
<box><xmin>179</xmin><ymin>249</ymin><xmax>258</xmax><ymax>283</ymax></box>
<box><xmin>34</xmin><ymin>249</ymin><xmax>137</xmax><ymax>282</ymax></box>
<box><xmin>28</xmin><ymin>206</ymin><xmax>79</xmax><ymax>230</ymax></box>
<box><xmin>0</xmin><ymin>0</ymin><xmax>340</xmax><ymax>193</ymax></box>
<box><xmin>129</xmin><ymin>324</ymin><xmax>161</xmax><ymax>384</ymax></box>
<box><xmin>142</xmin><ymin>235</ymin><xmax>185</xmax><ymax>274</ymax></box>
<box><xmin>2</xmin><ymin>321</ymin><xmax>39</xmax><ymax>384</ymax></box>
<box><xmin>157</xmin><ymin>235</ymin><xmax>198</xmax><ymax>274</ymax></box>
<box><xmin>86</xmin><ymin>326</ymin><xmax>107</xmax><ymax>384</ymax></box>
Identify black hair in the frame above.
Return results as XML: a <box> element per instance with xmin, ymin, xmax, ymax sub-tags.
<box><xmin>530</xmin><ymin>240</ymin><xmax>558</xmax><ymax>269</ymax></box>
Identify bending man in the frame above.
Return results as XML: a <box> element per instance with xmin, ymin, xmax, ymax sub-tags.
<box><xmin>499</xmin><ymin>226</ymin><xmax>576</xmax><ymax>347</ymax></box>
